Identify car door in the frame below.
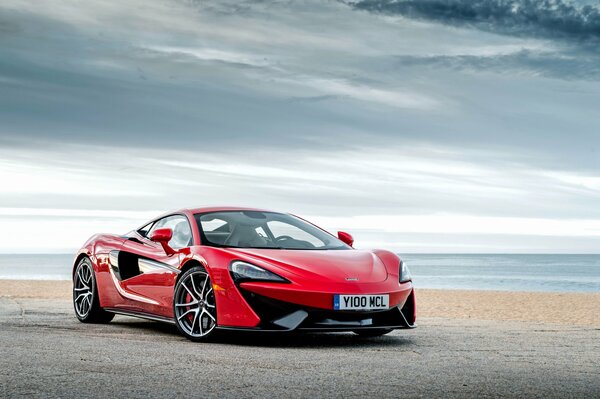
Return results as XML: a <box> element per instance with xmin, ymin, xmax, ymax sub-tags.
<box><xmin>113</xmin><ymin>214</ymin><xmax>193</xmax><ymax>318</ymax></box>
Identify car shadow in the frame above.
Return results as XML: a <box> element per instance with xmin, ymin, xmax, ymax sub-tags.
<box><xmin>109</xmin><ymin>318</ymin><xmax>414</xmax><ymax>348</ymax></box>
<box><xmin>216</xmin><ymin>330</ymin><xmax>415</xmax><ymax>348</ymax></box>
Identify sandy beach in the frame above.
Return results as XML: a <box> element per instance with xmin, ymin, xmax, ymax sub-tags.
<box><xmin>2</xmin><ymin>279</ymin><xmax>598</xmax><ymax>326</ymax></box>
<box><xmin>1</xmin><ymin>279</ymin><xmax>599</xmax><ymax>398</ymax></box>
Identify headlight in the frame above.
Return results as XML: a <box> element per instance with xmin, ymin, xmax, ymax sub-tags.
<box><xmin>230</xmin><ymin>261</ymin><xmax>288</xmax><ymax>283</ymax></box>
<box><xmin>399</xmin><ymin>260</ymin><xmax>412</xmax><ymax>283</ymax></box>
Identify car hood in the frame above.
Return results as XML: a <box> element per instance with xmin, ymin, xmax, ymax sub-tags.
<box><xmin>227</xmin><ymin>248</ymin><xmax>389</xmax><ymax>283</ymax></box>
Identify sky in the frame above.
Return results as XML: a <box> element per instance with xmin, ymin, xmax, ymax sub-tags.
<box><xmin>0</xmin><ymin>0</ymin><xmax>599</xmax><ymax>254</ymax></box>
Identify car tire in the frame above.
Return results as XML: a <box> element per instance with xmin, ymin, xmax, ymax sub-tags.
<box><xmin>173</xmin><ymin>266</ymin><xmax>218</xmax><ymax>341</ymax></box>
<box><xmin>73</xmin><ymin>257</ymin><xmax>115</xmax><ymax>323</ymax></box>
<box><xmin>353</xmin><ymin>328</ymin><xmax>393</xmax><ymax>337</ymax></box>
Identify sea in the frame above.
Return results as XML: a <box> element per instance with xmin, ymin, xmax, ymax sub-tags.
<box><xmin>0</xmin><ymin>253</ymin><xmax>599</xmax><ymax>293</ymax></box>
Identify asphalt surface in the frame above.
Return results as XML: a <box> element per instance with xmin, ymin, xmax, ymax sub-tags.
<box><xmin>1</xmin><ymin>298</ymin><xmax>599</xmax><ymax>398</ymax></box>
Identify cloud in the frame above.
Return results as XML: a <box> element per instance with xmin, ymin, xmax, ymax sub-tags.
<box><xmin>146</xmin><ymin>46</ymin><xmax>271</xmax><ymax>68</ymax></box>
<box><xmin>347</xmin><ymin>0</ymin><xmax>600</xmax><ymax>82</ymax></box>
<box><xmin>350</xmin><ymin>0</ymin><xmax>600</xmax><ymax>45</ymax></box>
<box><xmin>1</xmin><ymin>0</ymin><xmax>600</xmax><ymax>253</ymax></box>
<box><xmin>278</xmin><ymin>76</ymin><xmax>439</xmax><ymax>109</ymax></box>
<box><xmin>393</xmin><ymin>49</ymin><xmax>600</xmax><ymax>80</ymax></box>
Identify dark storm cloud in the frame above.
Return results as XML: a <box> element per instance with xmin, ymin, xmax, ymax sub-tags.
<box><xmin>350</xmin><ymin>0</ymin><xmax>600</xmax><ymax>45</ymax></box>
<box><xmin>349</xmin><ymin>0</ymin><xmax>600</xmax><ymax>83</ymax></box>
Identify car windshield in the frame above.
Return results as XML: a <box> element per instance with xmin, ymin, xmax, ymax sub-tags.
<box><xmin>195</xmin><ymin>211</ymin><xmax>350</xmax><ymax>250</ymax></box>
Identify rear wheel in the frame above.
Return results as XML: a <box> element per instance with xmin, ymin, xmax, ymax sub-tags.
<box><xmin>173</xmin><ymin>266</ymin><xmax>218</xmax><ymax>341</ymax></box>
<box><xmin>353</xmin><ymin>328</ymin><xmax>393</xmax><ymax>337</ymax></box>
<box><xmin>73</xmin><ymin>257</ymin><xmax>114</xmax><ymax>323</ymax></box>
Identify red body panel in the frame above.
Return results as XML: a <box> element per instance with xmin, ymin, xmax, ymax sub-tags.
<box><xmin>116</xmin><ymin>239</ymin><xmax>181</xmax><ymax>317</ymax></box>
<box><xmin>73</xmin><ymin>207</ymin><xmax>416</xmax><ymax>329</ymax></box>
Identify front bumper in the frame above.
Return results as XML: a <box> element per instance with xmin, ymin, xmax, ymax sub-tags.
<box><xmin>217</xmin><ymin>287</ymin><xmax>416</xmax><ymax>332</ymax></box>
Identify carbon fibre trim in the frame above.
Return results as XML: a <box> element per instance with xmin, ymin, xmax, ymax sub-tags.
<box><xmin>104</xmin><ymin>308</ymin><xmax>176</xmax><ymax>325</ymax></box>
<box><xmin>215</xmin><ymin>324</ymin><xmax>410</xmax><ymax>333</ymax></box>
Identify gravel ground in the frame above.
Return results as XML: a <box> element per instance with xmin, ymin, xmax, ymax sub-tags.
<box><xmin>1</xmin><ymin>298</ymin><xmax>599</xmax><ymax>398</ymax></box>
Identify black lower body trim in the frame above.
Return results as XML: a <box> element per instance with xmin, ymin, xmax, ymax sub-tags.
<box><xmin>216</xmin><ymin>324</ymin><xmax>409</xmax><ymax>333</ymax></box>
<box><xmin>104</xmin><ymin>308</ymin><xmax>176</xmax><ymax>325</ymax></box>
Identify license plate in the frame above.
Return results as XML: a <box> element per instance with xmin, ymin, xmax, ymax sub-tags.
<box><xmin>333</xmin><ymin>294</ymin><xmax>389</xmax><ymax>310</ymax></box>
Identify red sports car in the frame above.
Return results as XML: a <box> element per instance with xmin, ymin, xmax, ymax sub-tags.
<box><xmin>73</xmin><ymin>207</ymin><xmax>416</xmax><ymax>341</ymax></box>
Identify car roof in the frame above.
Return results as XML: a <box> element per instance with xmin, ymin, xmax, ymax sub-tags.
<box><xmin>180</xmin><ymin>206</ymin><xmax>277</xmax><ymax>215</ymax></box>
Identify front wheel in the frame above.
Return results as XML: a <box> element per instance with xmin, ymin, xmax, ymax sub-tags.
<box><xmin>73</xmin><ymin>257</ymin><xmax>114</xmax><ymax>323</ymax></box>
<box><xmin>173</xmin><ymin>266</ymin><xmax>218</xmax><ymax>341</ymax></box>
<box><xmin>353</xmin><ymin>328</ymin><xmax>393</xmax><ymax>337</ymax></box>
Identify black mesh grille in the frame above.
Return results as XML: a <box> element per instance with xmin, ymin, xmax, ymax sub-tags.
<box><xmin>240</xmin><ymin>288</ymin><xmax>412</xmax><ymax>331</ymax></box>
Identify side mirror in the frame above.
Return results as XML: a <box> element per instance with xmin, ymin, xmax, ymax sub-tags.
<box><xmin>150</xmin><ymin>228</ymin><xmax>176</xmax><ymax>255</ymax></box>
<box><xmin>337</xmin><ymin>231</ymin><xmax>354</xmax><ymax>247</ymax></box>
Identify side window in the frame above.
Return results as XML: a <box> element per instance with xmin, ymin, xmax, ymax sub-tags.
<box><xmin>148</xmin><ymin>215</ymin><xmax>193</xmax><ymax>249</ymax></box>
<box><xmin>137</xmin><ymin>222</ymin><xmax>154</xmax><ymax>237</ymax></box>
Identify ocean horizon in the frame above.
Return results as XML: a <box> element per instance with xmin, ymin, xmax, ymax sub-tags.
<box><xmin>1</xmin><ymin>253</ymin><xmax>599</xmax><ymax>293</ymax></box>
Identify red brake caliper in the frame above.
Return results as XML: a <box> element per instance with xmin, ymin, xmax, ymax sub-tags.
<box><xmin>185</xmin><ymin>292</ymin><xmax>194</xmax><ymax>326</ymax></box>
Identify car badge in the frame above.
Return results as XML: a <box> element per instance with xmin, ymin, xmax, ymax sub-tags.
<box><xmin>345</xmin><ymin>277</ymin><xmax>359</xmax><ymax>281</ymax></box>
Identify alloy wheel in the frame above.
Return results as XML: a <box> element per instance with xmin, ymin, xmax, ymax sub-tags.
<box><xmin>74</xmin><ymin>261</ymin><xmax>93</xmax><ymax>318</ymax></box>
<box><xmin>174</xmin><ymin>270</ymin><xmax>217</xmax><ymax>338</ymax></box>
